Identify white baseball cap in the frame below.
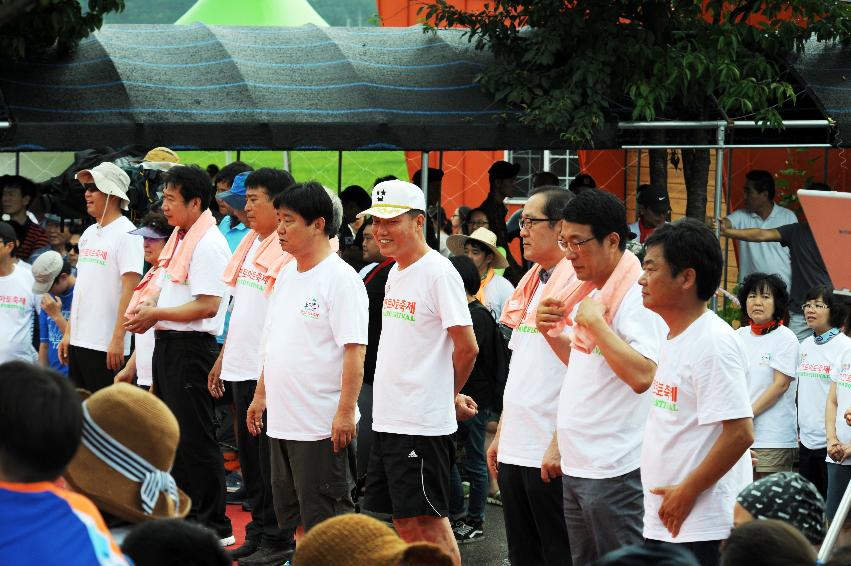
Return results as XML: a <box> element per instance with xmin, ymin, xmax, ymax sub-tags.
<box><xmin>75</xmin><ymin>162</ymin><xmax>131</xmax><ymax>211</ymax></box>
<box><xmin>357</xmin><ymin>180</ymin><xmax>427</xmax><ymax>219</ymax></box>
<box><xmin>31</xmin><ymin>250</ymin><xmax>68</xmax><ymax>294</ymax></box>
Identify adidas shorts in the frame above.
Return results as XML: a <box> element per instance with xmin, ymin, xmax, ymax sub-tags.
<box><xmin>363</xmin><ymin>432</ymin><xmax>454</xmax><ymax>520</ymax></box>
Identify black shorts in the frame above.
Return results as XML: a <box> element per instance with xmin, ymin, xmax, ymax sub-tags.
<box><xmin>363</xmin><ymin>431</ymin><xmax>454</xmax><ymax>520</ymax></box>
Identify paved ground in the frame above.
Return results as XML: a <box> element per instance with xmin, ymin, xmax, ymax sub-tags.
<box><xmin>459</xmin><ymin>501</ymin><xmax>509</xmax><ymax>565</ymax></box>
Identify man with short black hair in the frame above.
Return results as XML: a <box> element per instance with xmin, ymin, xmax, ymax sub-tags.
<box><xmin>568</xmin><ymin>174</ymin><xmax>596</xmax><ymax>195</ymax></box>
<box><xmin>629</xmin><ymin>184</ymin><xmax>671</xmax><ymax>244</ymax></box>
<box><xmin>722</xmin><ymin>170</ymin><xmax>797</xmax><ymax>288</ymax></box>
<box><xmin>123</xmin><ymin>164</ymin><xmax>234</xmax><ymax>545</ymax></box>
<box><xmin>0</xmin><ymin>361</ymin><xmax>128</xmax><ymax>565</ymax></box>
<box><xmin>478</xmin><ymin>161</ymin><xmax>519</xmax><ymax>249</ymax></box>
<box><xmin>361</xmin><ymin>179</ymin><xmax>479</xmax><ymax>566</ymax></box>
<box><xmin>58</xmin><ymin>163</ymin><xmax>143</xmax><ymax>392</ymax></box>
<box><xmin>0</xmin><ymin>174</ymin><xmax>48</xmax><ymax>261</ymax></box>
<box><xmin>537</xmin><ymin>189</ymin><xmax>667</xmax><ymax>564</ymax></box>
<box><xmin>0</xmin><ymin>221</ymin><xmax>36</xmax><ymax>365</ymax></box>
<box><xmin>209</xmin><ymin>167</ymin><xmax>297</xmax><ymax>565</ymax></box>
<box><xmin>640</xmin><ymin>219</ymin><xmax>754</xmax><ymax>566</ymax></box>
<box><xmin>247</xmin><ymin>182</ymin><xmax>368</xmax><ymax>539</ymax></box>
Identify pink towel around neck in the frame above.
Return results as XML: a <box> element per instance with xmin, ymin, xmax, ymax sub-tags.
<box><xmin>124</xmin><ymin>266</ymin><xmax>161</xmax><ymax>318</ymax></box>
<box><xmin>499</xmin><ymin>264</ymin><xmax>543</xmax><ymax>329</ymax></box>
<box><xmin>158</xmin><ymin>209</ymin><xmax>217</xmax><ymax>284</ymax></box>
<box><xmin>522</xmin><ymin>258</ymin><xmax>579</xmax><ymax>327</ymax></box>
<box><xmin>548</xmin><ymin>250</ymin><xmax>643</xmax><ymax>354</ymax></box>
<box><xmin>221</xmin><ymin>230</ymin><xmax>259</xmax><ymax>287</ymax></box>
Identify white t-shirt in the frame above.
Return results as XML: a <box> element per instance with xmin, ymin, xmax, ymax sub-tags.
<box><xmin>221</xmin><ymin>237</ymin><xmax>268</xmax><ymax>382</ymax></box>
<box><xmin>135</xmin><ymin>328</ymin><xmax>155</xmax><ymax>387</ymax></box>
<box><xmin>499</xmin><ymin>282</ymin><xmax>568</xmax><ymax>468</ymax></box>
<box><xmin>830</xmin><ymin>346</ymin><xmax>851</xmax><ymax>465</ymax></box>
<box><xmin>69</xmin><ymin>217</ymin><xmax>143</xmax><ymax>354</ymax></box>
<box><xmin>642</xmin><ymin>311</ymin><xmax>754</xmax><ymax>543</ymax></box>
<box><xmin>735</xmin><ymin>325</ymin><xmax>799</xmax><ymax>448</ymax></box>
<box><xmin>155</xmin><ymin>227</ymin><xmax>231</xmax><ymax>334</ymax></box>
<box><xmin>0</xmin><ymin>263</ymin><xmax>37</xmax><ymax>364</ymax></box>
<box><xmin>556</xmin><ymin>283</ymin><xmax>666</xmax><ymax>479</ymax></box>
<box><xmin>798</xmin><ymin>333</ymin><xmax>851</xmax><ymax>450</ymax></box>
<box><xmin>372</xmin><ymin>250</ymin><xmax>473</xmax><ymax>436</ymax></box>
<box><xmin>262</xmin><ymin>253</ymin><xmax>368</xmax><ymax>441</ymax></box>
<box><xmin>359</xmin><ymin>262</ymin><xmax>378</xmax><ymax>278</ymax></box>
<box><xmin>728</xmin><ymin>205</ymin><xmax>797</xmax><ymax>287</ymax></box>
<box><xmin>483</xmin><ymin>274</ymin><xmax>514</xmax><ymax>321</ymax></box>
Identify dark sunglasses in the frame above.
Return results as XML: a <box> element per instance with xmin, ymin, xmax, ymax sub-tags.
<box><xmin>81</xmin><ymin>182</ymin><xmax>100</xmax><ymax>193</ymax></box>
<box><xmin>65</xmin><ymin>243</ymin><xmax>79</xmax><ymax>253</ymax></box>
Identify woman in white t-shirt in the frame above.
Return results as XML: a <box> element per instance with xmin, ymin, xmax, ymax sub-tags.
<box><xmin>734</xmin><ymin>273</ymin><xmax>799</xmax><ymax>479</ymax></box>
<box><xmin>812</xmin><ymin>285</ymin><xmax>851</xmax><ymax>520</ymax></box>
<box><xmin>798</xmin><ymin>284</ymin><xmax>851</xmax><ymax>502</ymax></box>
<box><xmin>114</xmin><ymin>213</ymin><xmax>171</xmax><ymax>390</ymax></box>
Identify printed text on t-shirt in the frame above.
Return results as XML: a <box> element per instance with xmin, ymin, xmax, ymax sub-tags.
<box><xmin>651</xmin><ymin>379</ymin><xmax>679</xmax><ymax>412</ymax></box>
<box><xmin>383</xmin><ymin>297</ymin><xmax>416</xmax><ymax>322</ymax></box>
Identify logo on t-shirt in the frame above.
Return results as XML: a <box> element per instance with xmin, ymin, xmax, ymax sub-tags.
<box><xmin>382</xmin><ymin>297</ymin><xmax>416</xmax><ymax>323</ymax></box>
<box><xmin>0</xmin><ymin>294</ymin><xmax>28</xmax><ymax>312</ymax></box>
<box><xmin>515</xmin><ymin>323</ymin><xmax>538</xmax><ymax>335</ymax></box>
<box><xmin>78</xmin><ymin>247</ymin><xmax>108</xmax><ymax>266</ymax></box>
<box><xmin>798</xmin><ymin>352</ymin><xmax>831</xmax><ymax>381</ymax></box>
<box><xmin>651</xmin><ymin>380</ymin><xmax>679</xmax><ymax>412</ymax></box>
<box><xmin>839</xmin><ymin>363</ymin><xmax>851</xmax><ymax>389</ymax></box>
<box><xmin>759</xmin><ymin>352</ymin><xmax>772</xmax><ymax>366</ymax></box>
<box><xmin>301</xmin><ymin>297</ymin><xmax>320</xmax><ymax>319</ymax></box>
<box><xmin>236</xmin><ymin>266</ymin><xmax>265</xmax><ymax>291</ymax></box>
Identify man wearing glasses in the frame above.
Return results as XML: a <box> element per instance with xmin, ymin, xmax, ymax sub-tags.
<box><xmin>491</xmin><ymin>186</ymin><xmax>574</xmax><ymax>565</ymax></box>
<box><xmin>58</xmin><ymin>163</ymin><xmax>143</xmax><ymax>392</ymax></box>
<box><xmin>537</xmin><ymin>189</ymin><xmax>667</xmax><ymax>565</ymax></box>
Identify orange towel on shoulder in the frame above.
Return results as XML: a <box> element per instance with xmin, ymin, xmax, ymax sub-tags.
<box><xmin>550</xmin><ymin>250</ymin><xmax>643</xmax><ymax>353</ymax></box>
<box><xmin>221</xmin><ymin>230</ymin><xmax>259</xmax><ymax>287</ymax></box>
<box><xmin>158</xmin><ymin>209</ymin><xmax>217</xmax><ymax>284</ymax></box>
<box><xmin>124</xmin><ymin>266</ymin><xmax>161</xmax><ymax>318</ymax></box>
<box><xmin>499</xmin><ymin>264</ymin><xmax>543</xmax><ymax>329</ymax></box>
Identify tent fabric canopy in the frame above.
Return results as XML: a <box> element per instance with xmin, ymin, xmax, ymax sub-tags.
<box><xmin>0</xmin><ymin>25</ymin><xmax>846</xmax><ymax>151</ymax></box>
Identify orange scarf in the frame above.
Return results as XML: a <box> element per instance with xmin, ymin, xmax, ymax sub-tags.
<box><xmin>499</xmin><ymin>264</ymin><xmax>542</xmax><ymax>329</ymax></box>
<box><xmin>259</xmin><ymin>235</ymin><xmax>340</xmax><ymax>296</ymax></box>
<box><xmin>158</xmin><ymin>209</ymin><xmax>217</xmax><ymax>284</ymax></box>
<box><xmin>475</xmin><ymin>268</ymin><xmax>496</xmax><ymax>305</ymax></box>
<box><xmin>221</xmin><ymin>230</ymin><xmax>260</xmax><ymax>287</ymax></box>
<box><xmin>124</xmin><ymin>266</ymin><xmax>161</xmax><ymax>318</ymax></box>
<box><xmin>548</xmin><ymin>250</ymin><xmax>643</xmax><ymax>354</ymax></box>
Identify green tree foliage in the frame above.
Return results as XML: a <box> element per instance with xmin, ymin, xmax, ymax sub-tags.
<box><xmin>0</xmin><ymin>0</ymin><xmax>125</xmax><ymax>61</ymax></box>
<box><xmin>421</xmin><ymin>0</ymin><xmax>850</xmax><ymax>142</ymax></box>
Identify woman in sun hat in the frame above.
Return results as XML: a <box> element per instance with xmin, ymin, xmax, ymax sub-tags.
<box><xmin>447</xmin><ymin>227</ymin><xmax>515</xmax><ymax>320</ymax></box>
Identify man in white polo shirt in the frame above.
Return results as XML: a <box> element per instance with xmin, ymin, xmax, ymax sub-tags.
<box><xmin>360</xmin><ymin>180</ymin><xmax>479</xmax><ymax>566</ymax></box>
<box><xmin>537</xmin><ymin>189</ymin><xmax>667</xmax><ymax>565</ymax></box>
<box><xmin>489</xmin><ymin>187</ymin><xmax>573</xmax><ymax>566</ymax></box>
<box><xmin>208</xmin><ymin>168</ymin><xmax>296</xmax><ymax>565</ymax></box>
<box><xmin>124</xmin><ymin>165</ymin><xmax>233</xmax><ymax>545</ymax></box>
<box><xmin>58</xmin><ymin>162</ymin><xmax>143</xmax><ymax>392</ymax></box>
<box><xmin>246</xmin><ymin>181</ymin><xmax>368</xmax><ymax>539</ymax></box>
<box><xmin>639</xmin><ymin>219</ymin><xmax>754</xmax><ymax>566</ymax></box>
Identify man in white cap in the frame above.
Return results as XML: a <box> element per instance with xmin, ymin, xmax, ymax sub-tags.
<box><xmin>31</xmin><ymin>250</ymin><xmax>75</xmax><ymax>375</ymax></box>
<box><xmin>360</xmin><ymin>179</ymin><xmax>479</xmax><ymax>566</ymax></box>
<box><xmin>58</xmin><ymin>163</ymin><xmax>143</xmax><ymax>392</ymax></box>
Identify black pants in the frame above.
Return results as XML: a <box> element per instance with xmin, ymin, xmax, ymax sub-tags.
<box><xmin>232</xmin><ymin>380</ymin><xmax>295</xmax><ymax>549</ymax></box>
<box><xmin>68</xmin><ymin>345</ymin><xmax>120</xmax><ymax>393</ymax></box>
<box><xmin>646</xmin><ymin>539</ymin><xmax>721</xmax><ymax>566</ymax></box>
<box><xmin>152</xmin><ymin>331</ymin><xmax>231</xmax><ymax>537</ymax></box>
<box><xmin>498</xmin><ymin>462</ymin><xmax>572</xmax><ymax>566</ymax></box>
<box><xmin>799</xmin><ymin>443</ymin><xmax>828</xmax><ymax>498</ymax></box>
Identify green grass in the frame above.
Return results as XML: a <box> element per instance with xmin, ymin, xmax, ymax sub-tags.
<box><xmin>0</xmin><ymin>150</ymin><xmax>409</xmax><ymax>192</ymax></box>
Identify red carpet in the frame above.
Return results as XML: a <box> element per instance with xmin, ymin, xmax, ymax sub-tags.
<box><xmin>226</xmin><ymin>502</ymin><xmax>251</xmax><ymax>564</ymax></box>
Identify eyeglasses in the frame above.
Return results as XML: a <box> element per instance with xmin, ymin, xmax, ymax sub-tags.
<box><xmin>81</xmin><ymin>182</ymin><xmax>99</xmax><ymax>193</ymax></box>
<box><xmin>558</xmin><ymin>235</ymin><xmax>596</xmax><ymax>253</ymax></box>
<box><xmin>803</xmin><ymin>302</ymin><xmax>829</xmax><ymax>311</ymax></box>
<box><xmin>519</xmin><ymin>217</ymin><xmax>560</xmax><ymax>230</ymax></box>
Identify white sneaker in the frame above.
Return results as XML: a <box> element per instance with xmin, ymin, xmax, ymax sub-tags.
<box><xmin>218</xmin><ymin>535</ymin><xmax>236</xmax><ymax>547</ymax></box>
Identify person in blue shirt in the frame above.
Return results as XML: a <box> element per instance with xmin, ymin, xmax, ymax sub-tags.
<box><xmin>31</xmin><ymin>250</ymin><xmax>75</xmax><ymax>375</ymax></box>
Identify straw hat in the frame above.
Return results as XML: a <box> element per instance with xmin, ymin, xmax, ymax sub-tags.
<box><xmin>64</xmin><ymin>383</ymin><xmax>190</xmax><ymax>523</ymax></box>
<box><xmin>293</xmin><ymin>513</ymin><xmax>452</xmax><ymax>566</ymax></box>
<box><xmin>446</xmin><ymin>227</ymin><xmax>508</xmax><ymax>269</ymax></box>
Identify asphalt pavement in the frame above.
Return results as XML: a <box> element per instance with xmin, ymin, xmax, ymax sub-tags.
<box><xmin>459</xmin><ymin>501</ymin><xmax>509</xmax><ymax>565</ymax></box>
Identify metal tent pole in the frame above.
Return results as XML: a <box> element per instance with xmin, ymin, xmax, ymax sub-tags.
<box><xmin>421</xmin><ymin>152</ymin><xmax>429</xmax><ymax>239</ymax></box>
<box><xmin>282</xmin><ymin>151</ymin><xmax>290</xmax><ymax>172</ymax></box>
<box><xmin>710</xmin><ymin>124</ymin><xmax>726</xmax><ymax>312</ymax></box>
<box><xmin>337</xmin><ymin>151</ymin><xmax>343</xmax><ymax>195</ymax></box>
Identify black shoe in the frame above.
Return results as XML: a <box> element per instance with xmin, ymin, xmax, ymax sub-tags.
<box><xmin>453</xmin><ymin>520</ymin><xmax>485</xmax><ymax>544</ymax></box>
<box><xmin>238</xmin><ymin>546</ymin><xmax>295</xmax><ymax>566</ymax></box>
<box><xmin>229</xmin><ymin>541</ymin><xmax>260</xmax><ymax>560</ymax></box>
<box><xmin>227</xmin><ymin>485</ymin><xmax>247</xmax><ymax>504</ymax></box>
<box><xmin>241</xmin><ymin>500</ymin><xmax>254</xmax><ymax>512</ymax></box>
